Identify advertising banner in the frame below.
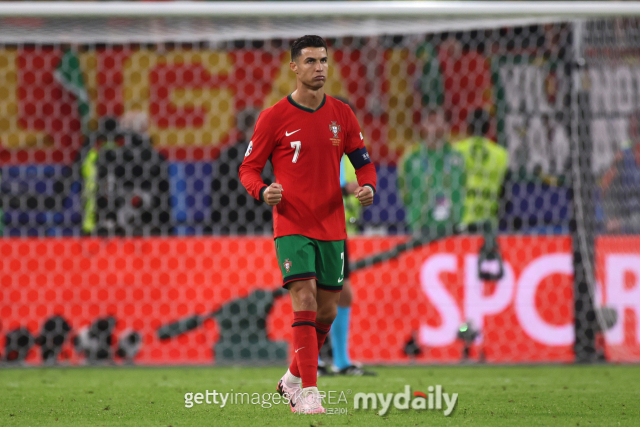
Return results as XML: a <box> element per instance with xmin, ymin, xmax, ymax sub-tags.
<box><xmin>0</xmin><ymin>236</ymin><xmax>637</xmax><ymax>365</ymax></box>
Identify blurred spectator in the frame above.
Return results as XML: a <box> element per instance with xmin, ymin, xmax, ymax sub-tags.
<box><xmin>80</xmin><ymin>112</ymin><xmax>172</xmax><ymax>237</ymax></box>
<box><xmin>399</xmin><ymin>108</ymin><xmax>508</xmax><ymax>236</ymax></box>
<box><xmin>601</xmin><ymin>112</ymin><xmax>640</xmax><ymax>234</ymax></box>
<box><xmin>398</xmin><ymin>109</ymin><xmax>466</xmax><ymax>235</ymax></box>
<box><xmin>209</xmin><ymin>108</ymin><xmax>274</xmax><ymax>234</ymax></box>
<box><xmin>454</xmin><ymin>108</ymin><xmax>508</xmax><ymax>228</ymax></box>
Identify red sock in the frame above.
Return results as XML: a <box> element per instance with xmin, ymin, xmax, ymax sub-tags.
<box><xmin>289</xmin><ymin>319</ymin><xmax>333</xmax><ymax>379</ymax></box>
<box><xmin>289</xmin><ymin>311</ymin><xmax>318</xmax><ymax>388</ymax></box>
<box><xmin>316</xmin><ymin>320</ymin><xmax>332</xmax><ymax>353</ymax></box>
<box><xmin>289</xmin><ymin>357</ymin><xmax>301</xmax><ymax>378</ymax></box>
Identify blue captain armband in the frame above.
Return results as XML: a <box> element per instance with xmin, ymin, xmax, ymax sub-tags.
<box><xmin>347</xmin><ymin>147</ymin><xmax>372</xmax><ymax>169</ymax></box>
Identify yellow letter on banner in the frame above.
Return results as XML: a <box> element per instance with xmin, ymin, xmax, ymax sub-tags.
<box><xmin>0</xmin><ymin>49</ymin><xmax>48</xmax><ymax>150</ymax></box>
<box><xmin>122</xmin><ymin>50</ymin><xmax>234</xmax><ymax>149</ymax></box>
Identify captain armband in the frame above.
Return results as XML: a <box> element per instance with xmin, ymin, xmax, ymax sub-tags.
<box><xmin>347</xmin><ymin>147</ymin><xmax>372</xmax><ymax>169</ymax></box>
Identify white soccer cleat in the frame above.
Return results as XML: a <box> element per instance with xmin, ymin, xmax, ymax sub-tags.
<box><xmin>296</xmin><ymin>387</ymin><xmax>326</xmax><ymax>414</ymax></box>
<box><xmin>276</xmin><ymin>370</ymin><xmax>302</xmax><ymax>413</ymax></box>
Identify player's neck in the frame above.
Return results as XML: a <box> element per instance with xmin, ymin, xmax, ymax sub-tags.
<box><xmin>291</xmin><ymin>87</ymin><xmax>325</xmax><ymax>111</ymax></box>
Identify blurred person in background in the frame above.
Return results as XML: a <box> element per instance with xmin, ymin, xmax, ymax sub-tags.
<box><xmin>80</xmin><ymin>111</ymin><xmax>172</xmax><ymax>237</ymax></box>
<box><xmin>455</xmin><ymin>108</ymin><xmax>508</xmax><ymax>231</ymax></box>
<box><xmin>398</xmin><ymin>108</ymin><xmax>465</xmax><ymax>236</ymax></box>
<box><xmin>210</xmin><ymin>108</ymin><xmax>274</xmax><ymax>235</ymax></box>
<box><xmin>601</xmin><ymin>112</ymin><xmax>640</xmax><ymax>234</ymax></box>
<box><xmin>453</xmin><ymin>108</ymin><xmax>508</xmax><ymax>281</ymax></box>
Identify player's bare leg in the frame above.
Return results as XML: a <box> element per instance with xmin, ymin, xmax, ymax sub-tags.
<box><xmin>316</xmin><ymin>288</ymin><xmax>340</xmax><ymax>325</ymax></box>
<box><xmin>338</xmin><ymin>278</ymin><xmax>353</xmax><ymax>306</ymax></box>
<box><xmin>288</xmin><ymin>279</ymin><xmax>318</xmax><ymax>312</ymax></box>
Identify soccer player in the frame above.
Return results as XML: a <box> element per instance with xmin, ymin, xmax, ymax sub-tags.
<box><xmin>239</xmin><ymin>35</ymin><xmax>377</xmax><ymax>414</ymax></box>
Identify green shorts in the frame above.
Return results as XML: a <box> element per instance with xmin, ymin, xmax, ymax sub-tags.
<box><xmin>275</xmin><ymin>235</ymin><xmax>345</xmax><ymax>292</ymax></box>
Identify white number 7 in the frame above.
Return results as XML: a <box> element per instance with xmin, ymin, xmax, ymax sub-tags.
<box><xmin>290</xmin><ymin>141</ymin><xmax>301</xmax><ymax>163</ymax></box>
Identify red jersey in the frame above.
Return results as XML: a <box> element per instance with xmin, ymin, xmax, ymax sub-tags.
<box><xmin>239</xmin><ymin>94</ymin><xmax>377</xmax><ymax>241</ymax></box>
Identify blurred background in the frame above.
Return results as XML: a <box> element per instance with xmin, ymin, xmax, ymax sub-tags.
<box><xmin>0</xmin><ymin>1</ymin><xmax>638</xmax><ymax>367</ymax></box>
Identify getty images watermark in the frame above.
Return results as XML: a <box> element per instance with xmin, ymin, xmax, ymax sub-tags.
<box><xmin>184</xmin><ymin>390</ymin><xmax>293</xmax><ymax>408</ymax></box>
<box><xmin>184</xmin><ymin>384</ymin><xmax>457</xmax><ymax>416</ymax></box>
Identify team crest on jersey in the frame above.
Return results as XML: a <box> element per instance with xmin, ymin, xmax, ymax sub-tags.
<box><xmin>329</xmin><ymin>121</ymin><xmax>341</xmax><ymax>146</ymax></box>
<box><xmin>245</xmin><ymin>141</ymin><xmax>253</xmax><ymax>157</ymax></box>
<box><xmin>283</xmin><ymin>259</ymin><xmax>292</xmax><ymax>273</ymax></box>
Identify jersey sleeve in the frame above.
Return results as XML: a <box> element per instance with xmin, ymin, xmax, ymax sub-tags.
<box><xmin>343</xmin><ymin>107</ymin><xmax>377</xmax><ymax>193</ymax></box>
<box><xmin>239</xmin><ymin>110</ymin><xmax>277</xmax><ymax>201</ymax></box>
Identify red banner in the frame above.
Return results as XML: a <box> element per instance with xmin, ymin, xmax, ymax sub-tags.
<box><xmin>0</xmin><ymin>236</ymin><xmax>638</xmax><ymax>364</ymax></box>
<box><xmin>596</xmin><ymin>236</ymin><xmax>640</xmax><ymax>362</ymax></box>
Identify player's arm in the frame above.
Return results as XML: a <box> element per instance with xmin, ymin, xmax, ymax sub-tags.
<box><xmin>344</xmin><ymin>109</ymin><xmax>377</xmax><ymax>207</ymax></box>
<box><xmin>239</xmin><ymin>110</ymin><xmax>282</xmax><ymax>206</ymax></box>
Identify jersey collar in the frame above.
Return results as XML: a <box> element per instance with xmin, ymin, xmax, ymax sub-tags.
<box><xmin>287</xmin><ymin>94</ymin><xmax>326</xmax><ymax>113</ymax></box>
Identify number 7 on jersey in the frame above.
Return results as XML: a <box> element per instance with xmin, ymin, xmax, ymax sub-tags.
<box><xmin>290</xmin><ymin>141</ymin><xmax>301</xmax><ymax>163</ymax></box>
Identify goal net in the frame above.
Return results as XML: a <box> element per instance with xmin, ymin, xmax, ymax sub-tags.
<box><xmin>0</xmin><ymin>2</ymin><xmax>638</xmax><ymax>366</ymax></box>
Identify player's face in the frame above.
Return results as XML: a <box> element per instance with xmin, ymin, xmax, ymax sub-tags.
<box><xmin>291</xmin><ymin>47</ymin><xmax>328</xmax><ymax>89</ymax></box>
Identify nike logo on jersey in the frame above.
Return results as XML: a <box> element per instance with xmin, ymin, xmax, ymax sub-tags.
<box><xmin>285</xmin><ymin>129</ymin><xmax>301</xmax><ymax>136</ymax></box>
<box><xmin>295</xmin><ymin>347</ymin><xmax>305</xmax><ymax>353</ymax></box>
<box><xmin>338</xmin><ymin>277</ymin><xmax>344</xmax><ymax>283</ymax></box>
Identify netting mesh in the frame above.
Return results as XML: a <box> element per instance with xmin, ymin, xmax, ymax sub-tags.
<box><xmin>0</xmin><ymin>13</ymin><xmax>639</xmax><ymax>365</ymax></box>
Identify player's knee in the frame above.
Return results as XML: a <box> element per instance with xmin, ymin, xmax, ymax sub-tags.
<box><xmin>316</xmin><ymin>304</ymin><xmax>338</xmax><ymax>324</ymax></box>
<box><xmin>293</xmin><ymin>291</ymin><xmax>317</xmax><ymax>312</ymax></box>
<box><xmin>339</xmin><ymin>283</ymin><xmax>353</xmax><ymax>307</ymax></box>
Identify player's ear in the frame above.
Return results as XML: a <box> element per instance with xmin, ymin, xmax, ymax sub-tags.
<box><xmin>289</xmin><ymin>61</ymin><xmax>298</xmax><ymax>74</ymax></box>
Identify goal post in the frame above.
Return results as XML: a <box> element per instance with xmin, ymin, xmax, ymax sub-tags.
<box><xmin>0</xmin><ymin>2</ymin><xmax>638</xmax><ymax>365</ymax></box>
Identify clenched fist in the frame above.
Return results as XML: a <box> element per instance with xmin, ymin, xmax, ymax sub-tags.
<box><xmin>355</xmin><ymin>186</ymin><xmax>374</xmax><ymax>206</ymax></box>
<box><xmin>263</xmin><ymin>183</ymin><xmax>283</xmax><ymax>206</ymax></box>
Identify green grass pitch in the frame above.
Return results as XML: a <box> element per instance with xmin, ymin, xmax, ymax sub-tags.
<box><xmin>1</xmin><ymin>365</ymin><xmax>638</xmax><ymax>426</ymax></box>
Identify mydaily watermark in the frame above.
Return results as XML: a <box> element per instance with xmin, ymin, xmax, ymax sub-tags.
<box><xmin>354</xmin><ymin>385</ymin><xmax>458</xmax><ymax>416</ymax></box>
<box><xmin>184</xmin><ymin>384</ymin><xmax>457</xmax><ymax>416</ymax></box>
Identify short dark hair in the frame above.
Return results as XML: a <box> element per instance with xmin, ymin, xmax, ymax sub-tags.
<box><xmin>291</xmin><ymin>35</ymin><xmax>328</xmax><ymax>61</ymax></box>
